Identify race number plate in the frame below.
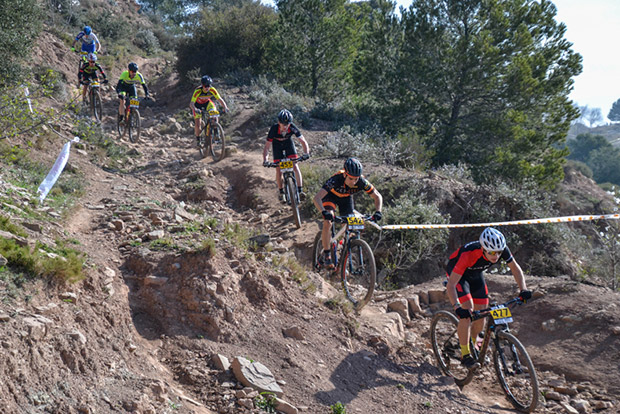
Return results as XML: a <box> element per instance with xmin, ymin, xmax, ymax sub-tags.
<box><xmin>91</xmin><ymin>81</ymin><xmax>99</xmax><ymax>87</ymax></box>
<box><xmin>129</xmin><ymin>98</ymin><xmax>140</xmax><ymax>108</ymax></box>
<box><xmin>208</xmin><ymin>108</ymin><xmax>220</xmax><ymax>116</ymax></box>
<box><xmin>346</xmin><ymin>215</ymin><xmax>365</xmax><ymax>230</ymax></box>
<box><xmin>490</xmin><ymin>305</ymin><xmax>513</xmax><ymax>324</ymax></box>
<box><xmin>279</xmin><ymin>160</ymin><xmax>294</xmax><ymax>171</ymax></box>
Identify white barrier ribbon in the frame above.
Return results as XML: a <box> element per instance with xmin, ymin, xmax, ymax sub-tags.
<box><xmin>37</xmin><ymin>137</ymin><xmax>80</xmax><ymax>202</ymax></box>
<box><xmin>381</xmin><ymin>213</ymin><xmax>620</xmax><ymax>230</ymax></box>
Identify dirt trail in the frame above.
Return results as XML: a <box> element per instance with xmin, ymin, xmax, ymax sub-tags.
<box><xmin>7</xmin><ymin>77</ymin><xmax>615</xmax><ymax>413</ymax></box>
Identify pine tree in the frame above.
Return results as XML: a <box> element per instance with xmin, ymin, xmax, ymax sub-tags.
<box><xmin>608</xmin><ymin>98</ymin><xmax>620</xmax><ymax>122</ymax></box>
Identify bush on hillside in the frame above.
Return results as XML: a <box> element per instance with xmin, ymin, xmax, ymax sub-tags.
<box><xmin>176</xmin><ymin>2</ymin><xmax>276</xmax><ymax>82</ymax></box>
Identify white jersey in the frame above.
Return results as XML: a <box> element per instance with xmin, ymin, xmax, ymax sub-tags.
<box><xmin>75</xmin><ymin>32</ymin><xmax>100</xmax><ymax>46</ymax></box>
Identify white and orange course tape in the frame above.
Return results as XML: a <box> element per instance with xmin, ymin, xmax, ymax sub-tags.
<box><xmin>381</xmin><ymin>213</ymin><xmax>620</xmax><ymax>230</ymax></box>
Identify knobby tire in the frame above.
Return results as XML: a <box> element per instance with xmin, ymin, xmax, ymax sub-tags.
<box><xmin>286</xmin><ymin>176</ymin><xmax>301</xmax><ymax>228</ymax></box>
<box><xmin>341</xmin><ymin>238</ymin><xmax>375</xmax><ymax>309</ymax></box>
<box><xmin>128</xmin><ymin>109</ymin><xmax>141</xmax><ymax>143</ymax></box>
<box><xmin>210</xmin><ymin>122</ymin><xmax>226</xmax><ymax>161</ymax></box>
<box><xmin>430</xmin><ymin>310</ymin><xmax>476</xmax><ymax>386</ymax></box>
<box><xmin>91</xmin><ymin>90</ymin><xmax>102</xmax><ymax>122</ymax></box>
<box><xmin>493</xmin><ymin>331</ymin><xmax>539</xmax><ymax>413</ymax></box>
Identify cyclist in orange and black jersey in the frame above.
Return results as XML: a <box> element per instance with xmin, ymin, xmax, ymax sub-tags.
<box><xmin>445</xmin><ymin>227</ymin><xmax>531</xmax><ymax>369</ymax></box>
<box><xmin>190</xmin><ymin>75</ymin><xmax>229</xmax><ymax>145</ymax></box>
<box><xmin>313</xmin><ymin>157</ymin><xmax>382</xmax><ymax>268</ymax></box>
<box><xmin>262</xmin><ymin>109</ymin><xmax>310</xmax><ymax>201</ymax></box>
<box><xmin>78</xmin><ymin>53</ymin><xmax>107</xmax><ymax>101</ymax></box>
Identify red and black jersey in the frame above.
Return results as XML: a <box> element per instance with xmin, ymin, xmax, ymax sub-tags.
<box><xmin>266</xmin><ymin>123</ymin><xmax>302</xmax><ymax>142</ymax></box>
<box><xmin>322</xmin><ymin>170</ymin><xmax>374</xmax><ymax>198</ymax></box>
<box><xmin>446</xmin><ymin>241</ymin><xmax>513</xmax><ymax>279</ymax></box>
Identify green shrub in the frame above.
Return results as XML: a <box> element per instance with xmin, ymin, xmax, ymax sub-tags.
<box><xmin>134</xmin><ymin>28</ymin><xmax>160</xmax><ymax>55</ymax></box>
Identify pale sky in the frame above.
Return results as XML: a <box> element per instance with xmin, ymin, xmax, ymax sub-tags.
<box><xmin>262</xmin><ymin>0</ymin><xmax>620</xmax><ymax>123</ymax></box>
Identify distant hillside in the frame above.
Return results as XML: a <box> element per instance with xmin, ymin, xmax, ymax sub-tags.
<box><xmin>567</xmin><ymin>122</ymin><xmax>620</xmax><ymax>146</ymax></box>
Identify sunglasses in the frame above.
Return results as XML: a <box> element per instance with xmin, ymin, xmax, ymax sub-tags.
<box><xmin>484</xmin><ymin>249</ymin><xmax>502</xmax><ymax>257</ymax></box>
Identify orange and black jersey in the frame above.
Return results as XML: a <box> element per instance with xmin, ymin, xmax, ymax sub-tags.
<box><xmin>446</xmin><ymin>241</ymin><xmax>513</xmax><ymax>279</ymax></box>
<box><xmin>266</xmin><ymin>123</ymin><xmax>302</xmax><ymax>142</ymax></box>
<box><xmin>322</xmin><ymin>170</ymin><xmax>374</xmax><ymax>198</ymax></box>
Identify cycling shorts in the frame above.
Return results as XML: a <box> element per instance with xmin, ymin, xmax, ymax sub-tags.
<box><xmin>449</xmin><ymin>272</ymin><xmax>489</xmax><ymax>306</ymax></box>
<box><xmin>272</xmin><ymin>139</ymin><xmax>298</xmax><ymax>161</ymax></box>
<box><xmin>81</xmin><ymin>43</ymin><xmax>96</xmax><ymax>53</ymax></box>
<box><xmin>321</xmin><ymin>192</ymin><xmax>354</xmax><ymax>217</ymax></box>
<box><xmin>193</xmin><ymin>100</ymin><xmax>216</xmax><ymax>120</ymax></box>
<box><xmin>82</xmin><ymin>72</ymin><xmax>100</xmax><ymax>81</ymax></box>
<box><xmin>117</xmin><ymin>83</ymin><xmax>137</xmax><ymax>98</ymax></box>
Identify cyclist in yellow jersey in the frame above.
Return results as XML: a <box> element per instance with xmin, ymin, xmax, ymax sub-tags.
<box><xmin>190</xmin><ymin>75</ymin><xmax>229</xmax><ymax>145</ymax></box>
<box><xmin>115</xmin><ymin>62</ymin><xmax>150</xmax><ymax>122</ymax></box>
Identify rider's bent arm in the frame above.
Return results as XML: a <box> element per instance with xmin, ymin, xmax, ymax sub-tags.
<box><xmin>262</xmin><ymin>141</ymin><xmax>272</xmax><ymax>163</ymax></box>
<box><xmin>507</xmin><ymin>259</ymin><xmax>527</xmax><ymax>292</ymax></box>
<box><xmin>217</xmin><ymin>97</ymin><xmax>229</xmax><ymax>113</ymax></box>
<box><xmin>142</xmin><ymin>83</ymin><xmax>149</xmax><ymax>97</ymax></box>
<box><xmin>298</xmin><ymin>135</ymin><xmax>310</xmax><ymax>155</ymax></box>
<box><xmin>446</xmin><ymin>271</ymin><xmax>463</xmax><ymax>308</ymax></box>
<box><xmin>313</xmin><ymin>188</ymin><xmax>329</xmax><ymax>213</ymax></box>
<box><xmin>369</xmin><ymin>188</ymin><xmax>383</xmax><ymax>213</ymax></box>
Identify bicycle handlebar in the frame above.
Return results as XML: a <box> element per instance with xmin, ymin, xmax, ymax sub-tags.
<box><xmin>471</xmin><ymin>297</ymin><xmax>524</xmax><ymax>321</ymax></box>
<box><xmin>333</xmin><ymin>214</ymin><xmax>382</xmax><ymax>230</ymax></box>
<box><xmin>264</xmin><ymin>156</ymin><xmax>310</xmax><ymax>168</ymax></box>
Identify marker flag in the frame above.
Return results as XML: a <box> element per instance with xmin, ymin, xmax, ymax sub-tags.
<box><xmin>37</xmin><ymin>137</ymin><xmax>80</xmax><ymax>202</ymax></box>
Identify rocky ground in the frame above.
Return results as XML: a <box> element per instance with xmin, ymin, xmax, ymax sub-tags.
<box><xmin>0</xmin><ymin>30</ymin><xmax>619</xmax><ymax>414</ymax></box>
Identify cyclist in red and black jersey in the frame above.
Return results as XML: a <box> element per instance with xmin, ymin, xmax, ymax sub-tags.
<box><xmin>445</xmin><ymin>227</ymin><xmax>531</xmax><ymax>369</ymax></box>
<box><xmin>262</xmin><ymin>109</ymin><xmax>310</xmax><ymax>201</ymax></box>
<box><xmin>313</xmin><ymin>157</ymin><xmax>383</xmax><ymax>268</ymax></box>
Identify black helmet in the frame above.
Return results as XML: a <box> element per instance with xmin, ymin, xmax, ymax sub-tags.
<box><xmin>278</xmin><ymin>109</ymin><xmax>293</xmax><ymax>124</ymax></box>
<box><xmin>128</xmin><ymin>62</ymin><xmax>138</xmax><ymax>72</ymax></box>
<box><xmin>344</xmin><ymin>157</ymin><xmax>362</xmax><ymax>177</ymax></box>
<box><xmin>201</xmin><ymin>75</ymin><xmax>212</xmax><ymax>87</ymax></box>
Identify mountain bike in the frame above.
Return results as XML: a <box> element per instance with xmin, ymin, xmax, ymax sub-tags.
<box><xmin>197</xmin><ymin>108</ymin><xmax>226</xmax><ymax>161</ymax></box>
<box><xmin>117</xmin><ymin>95</ymin><xmax>142</xmax><ymax>143</ymax></box>
<box><xmin>82</xmin><ymin>78</ymin><xmax>105</xmax><ymax>122</ymax></box>
<box><xmin>430</xmin><ymin>297</ymin><xmax>539</xmax><ymax>413</ymax></box>
<box><xmin>312</xmin><ymin>213</ymin><xmax>380</xmax><ymax>309</ymax></box>
<box><xmin>265</xmin><ymin>156</ymin><xmax>309</xmax><ymax>228</ymax></box>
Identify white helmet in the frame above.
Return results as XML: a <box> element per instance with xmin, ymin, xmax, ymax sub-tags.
<box><xmin>479</xmin><ymin>227</ymin><xmax>506</xmax><ymax>252</ymax></box>
<box><xmin>87</xmin><ymin>53</ymin><xmax>97</xmax><ymax>62</ymax></box>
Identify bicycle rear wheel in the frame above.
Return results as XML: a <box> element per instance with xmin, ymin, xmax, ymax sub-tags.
<box><xmin>340</xmin><ymin>239</ymin><xmax>375</xmax><ymax>309</ymax></box>
<box><xmin>128</xmin><ymin>109</ymin><xmax>141</xmax><ymax>143</ymax></box>
<box><xmin>286</xmin><ymin>176</ymin><xmax>301</xmax><ymax>228</ymax></box>
<box><xmin>91</xmin><ymin>90</ymin><xmax>102</xmax><ymax>122</ymax></box>
<box><xmin>210</xmin><ymin>122</ymin><xmax>226</xmax><ymax>161</ymax></box>
<box><xmin>493</xmin><ymin>331</ymin><xmax>539</xmax><ymax>413</ymax></box>
<box><xmin>430</xmin><ymin>310</ymin><xmax>476</xmax><ymax>385</ymax></box>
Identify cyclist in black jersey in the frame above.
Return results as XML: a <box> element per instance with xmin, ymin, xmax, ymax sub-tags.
<box><xmin>262</xmin><ymin>109</ymin><xmax>310</xmax><ymax>201</ymax></box>
<box><xmin>445</xmin><ymin>227</ymin><xmax>531</xmax><ymax>369</ymax></box>
<box><xmin>78</xmin><ymin>53</ymin><xmax>107</xmax><ymax>102</ymax></box>
<box><xmin>313</xmin><ymin>157</ymin><xmax>383</xmax><ymax>268</ymax></box>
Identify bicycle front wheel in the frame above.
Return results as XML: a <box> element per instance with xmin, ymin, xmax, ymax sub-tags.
<box><xmin>128</xmin><ymin>109</ymin><xmax>141</xmax><ymax>143</ymax></box>
<box><xmin>286</xmin><ymin>176</ymin><xmax>301</xmax><ymax>228</ymax></box>
<box><xmin>91</xmin><ymin>90</ymin><xmax>102</xmax><ymax>122</ymax></box>
<box><xmin>493</xmin><ymin>331</ymin><xmax>539</xmax><ymax>413</ymax></box>
<box><xmin>430</xmin><ymin>310</ymin><xmax>476</xmax><ymax>385</ymax></box>
<box><xmin>210</xmin><ymin>122</ymin><xmax>226</xmax><ymax>161</ymax></box>
<box><xmin>341</xmin><ymin>239</ymin><xmax>375</xmax><ymax>309</ymax></box>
